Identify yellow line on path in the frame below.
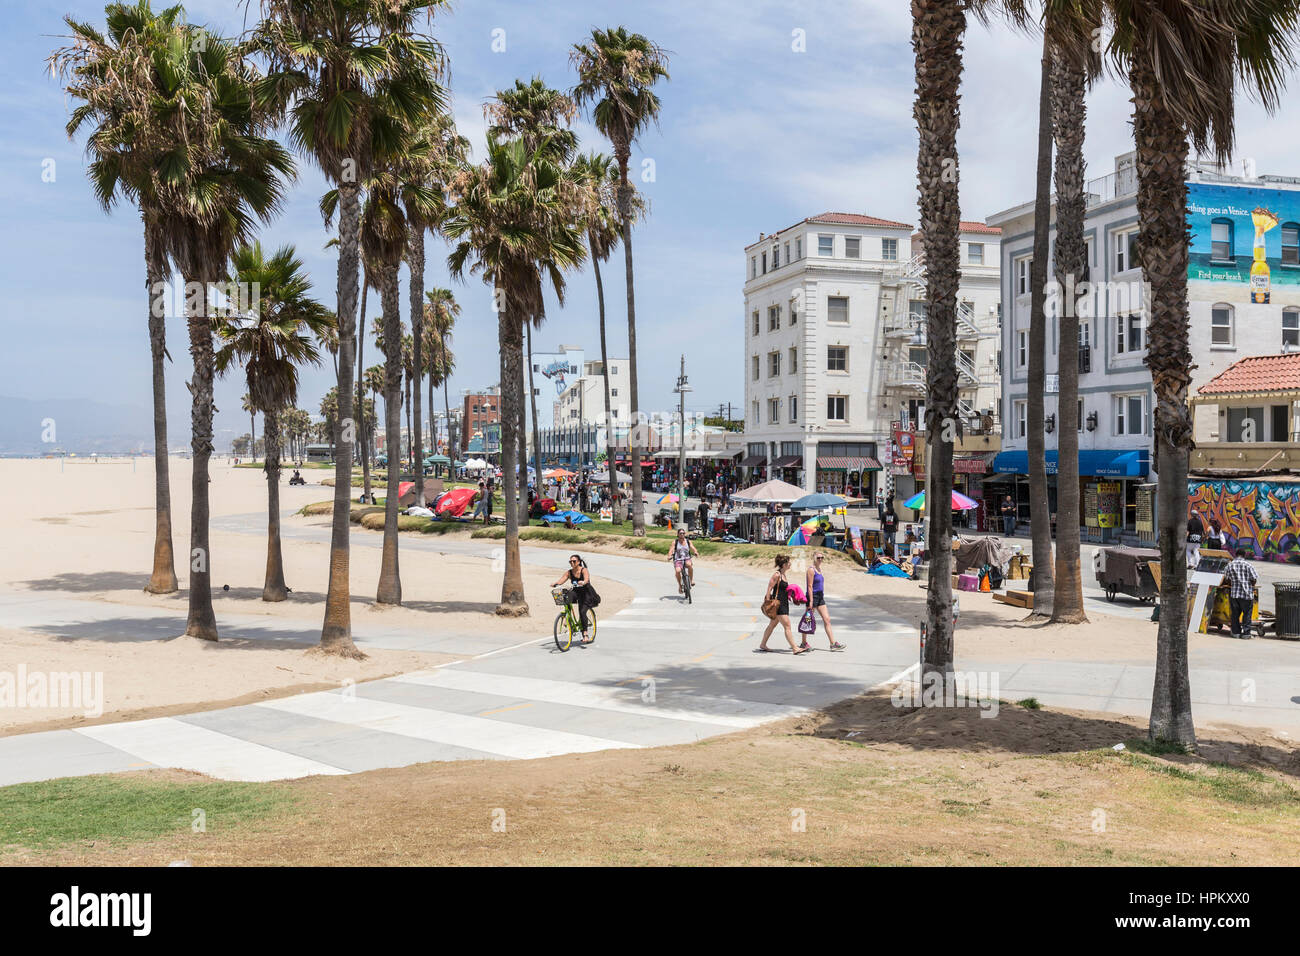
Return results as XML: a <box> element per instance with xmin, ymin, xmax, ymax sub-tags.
<box><xmin>689</xmin><ymin>652</ymin><xmax>714</xmax><ymax>663</ymax></box>
<box><xmin>478</xmin><ymin>702</ymin><xmax>535</xmax><ymax>717</ymax></box>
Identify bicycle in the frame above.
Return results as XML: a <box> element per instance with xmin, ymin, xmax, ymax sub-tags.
<box><xmin>680</xmin><ymin>562</ymin><xmax>693</xmax><ymax>604</ymax></box>
<box><xmin>552</xmin><ymin>587</ymin><xmax>597</xmax><ymax>652</ymax></box>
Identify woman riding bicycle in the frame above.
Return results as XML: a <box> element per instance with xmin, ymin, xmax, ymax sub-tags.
<box><xmin>552</xmin><ymin>554</ymin><xmax>596</xmax><ymax>642</ymax></box>
<box><xmin>669</xmin><ymin>529</ymin><xmax>698</xmax><ymax>594</ymax></box>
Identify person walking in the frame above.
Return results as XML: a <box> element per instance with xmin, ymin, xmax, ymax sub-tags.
<box><xmin>758</xmin><ymin>555</ymin><xmax>807</xmax><ymax>654</ymax></box>
<box><xmin>1205</xmin><ymin>518</ymin><xmax>1224</xmax><ymax>554</ymax></box>
<box><xmin>1223</xmin><ymin>547</ymin><xmax>1258</xmax><ymax>638</ymax></box>
<box><xmin>1186</xmin><ymin>510</ymin><xmax>1205</xmax><ymax>569</ymax></box>
<box><xmin>801</xmin><ymin>552</ymin><xmax>845</xmax><ymax>651</ymax></box>
<box><xmin>1000</xmin><ymin>495</ymin><xmax>1016</xmax><ymax>537</ymax></box>
<box><xmin>881</xmin><ymin>506</ymin><xmax>899</xmax><ymax>558</ymax></box>
<box><xmin>472</xmin><ymin>480</ymin><xmax>489</xmax><ymax>523</ymax></box>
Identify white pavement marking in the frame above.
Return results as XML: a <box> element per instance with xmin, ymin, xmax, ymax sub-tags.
<box><xmin>257</xmin><ymin>692</ymin><xmax>642</xmax><ymax>760</ymax></box>
<box><xmin>392</xmin><ymin>669</ymin><xmax>806</xmax><ymax>728</ymax></box>
<box><xmin>76</xmin><ymin>717</ymin><xmax>350</xmax><ymax>782</ymax></box>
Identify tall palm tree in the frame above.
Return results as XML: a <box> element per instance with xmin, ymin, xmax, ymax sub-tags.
<box><xmin>255</xmin><ymin>0</ymin><xmax>449</xmax><ymax>656</ymax></box>
<box><xmin>571</xmin><ymin>28</ymin><xmax>670</xmax><ymax>537</ymax></box>
<box><xmin>445</xmin><ymin>134</ymin><xmax>586</xmax><ymax>614</ymax></box>
<box><xmin>241</xmin><ymin>394</ymin><xmax>258</xmax><ymax>463</ymax></box>
<box><xmin>364</xmin><ymin>363</ymin><xmax>386</xmax><ymax>465</ymax></box>
<box><xmin>217</xmin><ymin>242</ymin><xmax>333</xmax><ymax>601</ymax></box>
<box><xmin>1101</xmin><ymin>0</ymin><xmax>1299</xmax><ymax>746</ymax></box>
<box><xmin>1046</xmin><ymin>1</ymin><xmax>1101</xmax><ymax>625</ymax></box>
<box><xmin>424</xmin><ymin>288</ymin><xmax>459</xmax><ymax>461</ymax></box>
<box><xmin>51</xmin><ymin>0</ymin><xmax>186</xmax><ymax>595</ymax></box>
<box><xmin>155</xmin><ymin>24</ymin><xmax>294</xmax><ymax>643</ymax></box>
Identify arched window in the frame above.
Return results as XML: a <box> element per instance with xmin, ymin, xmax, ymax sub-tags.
<box><xmin>1210</xmin><ymin>217</ymin><xmax>1234</xmax><ymax>262</ymax></box>
<box><xmin>1282</xmin><ymin>222</ymin><xmax>1300</xmax><ymax>266</ymax></box>
<box><xmin>1211</xmin><ymin>303</ymin><xmax>1234</xmax><ymax>347</ymax></box>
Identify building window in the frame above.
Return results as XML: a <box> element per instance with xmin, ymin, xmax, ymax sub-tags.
<box><xmin>1015</xmin><ymin>255</ymin><xmax>1031</xmax><ymax>295</ymax></box>
<box><xmin>827</xmin><ymin>296</ymin><xmax>849</xmax><ymax>323</ymax></box>
<box><xmin>796</xmin><ymin>238</ymin><xmax>802</xmax><ymax>259</ymax></box>
<box><xmin>1078</xmin><ymin>398</ymin><xmax>1084</xmax><ymax>432</ymax></box>
<box><xmin>1115</xmin><ymin>393</ymin><xmax>1145</xmax><ymax>435</ymax></box>
<box><xmin>772</xmin><ymin>244</ymin><xmax>780</xmax><ymax>269</ymax></box>
<box><xmin>1084</xmin><ymin>235</ymin><xmax>1094</xmax><ymax>267</ymax></box>
<box><xmin>1016</xmin><ymin>330</ymin><xmax>1027</xmax><ymax>367</ymax></box>
<box><xmin>1116</xmin><ymin>313</ymin><xmax>1144</xmax><ymax>354</ymax></box>
<box><xmin>769</xmin><ymin>398</ymin><xmax>781</xmax><ymax>424</ymax></box>
<box><xmin>769</xmin><ymin>351</ymin><xmax>781</xmax><ymax>377</ymax></box>
<box><xmin>967</xmin><ymin>242</ymin><xmax>984</xmax><ymax>265</ymax></box>
<box><xmin>761</xmin><ymin>252</ymin><xmax>767</xmax><ymax>274</ymax></box>
<box><xmin>882</xmin><ymin>238</ymin><xmax>898</xmax><ymax>261</ymax></box>
<box><xmin>784</xmin><ymin>241</ymin><xmax>790</xmax><ymax>263</ymax></box>
<box><xmin>789</xmin><ymin>302</ymin><xmax>798</xmax><ymax>326</ymax></box>
<box><xmin>789</xmin><ymin>346</ymin><xmax>798</xmax><ymax>372</ymax></box>
<box><xmin>1115</xmin><ymin>228</ymin><xmax>1139</xmax><ymax>273</ymax></box>
<box><xmin>750</xmin><ymin>256</ymin><xmax>756</xmax><ymax>278</ymax></box>
<box><xmin>789</xmin><ymin>395</ymin><xmax>798</xmax><ymax>423</ymax></box>
<box><xmin>752</xmin><ymin>355</ymin><xmax>759</xmax><ymax>380</ymax></box>
<box><xmin>827</xmin><ymin>346</ymin><xmax>848</xmax><ymax>372</ymax></box>
<box><xmin>769</xmin><ymin>305</ymin><xmax>781</xmax><ymax>331</ymax></box>
<box><xmin>752</xmin><ymin>311</ymin><xmax>759</xmax><ymax>336</ymax></box>
<box><xmin>1283</xmin><ymin>223</ymin><xmax>1300</xmax><ymax>266</ymax></box>
<box><xmin>826</xmin><ymin>395</ymin><xmax>846</xmax><ymax>421</ymax></box>
<box><xmin>818</xmin><ymin>234</ymin><xmax>834</xmax><ymax>256</ymax></box>
<box><xmin>611</xmin><ymin>388</ymin><xmax>618</xmax><ymax>397</ymax></box>
<box><xmin>845</xmin><ymin>237</ymin><xmax>861</xmax><ymax>259</ymax></box>
<box><xmin>751</xmin><ymin>401</ymin><xmax>759</xmax><ymax>424</ymax></box>
<box><xmin>611</xmin><ymin>365</ymin><xmax>617</xmax><ymax>374</ymax></box>
<box><xmin>1014</xmin><ymin>399</ymin><xmax>1027</xmax><ymax>438</ymax></box>
<box><xmin>1210</xmin><ymin>218</ymin><xmax>1234</xmax><ymax>261</ymax></box>
<box><xmin>1211</xmin><ymin>304</ymin><xmax>1234</xmax><ymax>347</ymax></box>
<box><xmin>1284</xmin><ymin>308</ymin><xmax>1300</xmax><ymax>348</ymax></box>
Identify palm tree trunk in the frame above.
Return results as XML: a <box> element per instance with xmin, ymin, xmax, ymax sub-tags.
<box><xmin>1132</xmin><ymin>41</ymin><xmax>1195</xmax><ymax>748</ymax></box>
<box><xmin>250</xmin><ymin>410</ymin><xmax>257</xmax><ymax>462</ymax></box>
<box><xmin>527</xmin><ymin>322</ymin><xmax>543</xmax><ymax>512</ymax></box>
<box><xmin>322</xmin><ymin>180</ymin><xmax>364</xmax><ymax>658</ymax></box>
<box><xmin>409</xmin><ymin>224</ymin><xmax>425</xmax><ymax>507</ymax></box>
<box><xmin>592</xmin><ymin>240</ymin><xmax>617</xmax><ymax>517</ymax></box>
<box><xmin>184</xmin><ymin>279</ymin><xmax>217</xmax><ymax>641</ymax></box>
<box><xmin>144</xmin><ymin>222</ymin><xmax>178</xmax><ymax>594</ymax></box>
<box><xmin>1026</xmin><ymin>41</ymin><xmax>1056</xmax><ymax>618</ymax></box>
<box><xmin>444</xmin><ymin>376</ymin><xmax>453</xmax><ymax>464</ymax></box>
<box><xmin>913</xmin><ymin>0</ymin><xmax>965</xmax><ymax>686</ymax></box>
<box><xmin>428</xmin><ymin>365</ymin><xmax>436</xmax><ymax>462</ymax></box>
<box><xmin>358</xmin><ymin>281</ymin><xmax>371</xmax><ymax>503</ymax></box>
<box><xmin>377</xmin><ymin>267</ymin><xmax>403</xmax><ymax>606</ymax></box>
<box><xmin>517</xmin><ymin>355</ymin><xmax>529</xmax><ymax>524</ymax></box>
<box><xmin>263</xmin><ymin>406</ymin><xmax>288</xmax><ymax>601</ymax></box>
<box><xmin>1049</xmin><ymin>39</ymin><xmax>1088</xmax><ymax>625</ymax></box>
<box><xmin>497</xmin><ymin>306</ymin><xmax>528</xmax><ymax>615</ymax></box>
<box><xmin>617</xmin><ymin>166</ymin><xmax>645</xmax><ymax>537</ymax></box>
<box><xmin>404</xmin><ymin>370</ymin><xmax>412</xmax><ymax>475</ymax></box>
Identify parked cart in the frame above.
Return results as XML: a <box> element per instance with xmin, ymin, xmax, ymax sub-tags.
<box><xmin>1203</xmin><ymin>584</ymin><xmax>1266</xmax><ymax>639</ymax></box>
<box><xmin>1097</xmin><ymin>546</ymin><xmax>1161</xmax><ymax>604</ymax></box>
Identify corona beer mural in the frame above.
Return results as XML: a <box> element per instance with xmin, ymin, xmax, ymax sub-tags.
<box><xmin>1188</xmin><ymin>478</ymin><xmax>1300</xmax><ymax>563</ymax></box>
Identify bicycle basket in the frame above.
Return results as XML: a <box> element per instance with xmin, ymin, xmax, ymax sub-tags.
<box><xmin>551</xmin><ymin>587</ymin><xmax>569</xmax><ymax>606</ymax></box>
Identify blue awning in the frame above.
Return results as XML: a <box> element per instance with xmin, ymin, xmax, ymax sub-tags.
<box><xmin>990</xmin><ymin>449</ymin><xmax>1149</xmax><ymax>478</ymax></box>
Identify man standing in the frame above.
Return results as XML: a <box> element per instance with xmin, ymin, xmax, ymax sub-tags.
<box><xmin>1000</xmin><ymin>495</ymin><xmax>1016</xmax><ymax>537</ymax></box>
<box><xmin>1186</xmin><ymin>510</ymin><xmax>1205</xmax><ymax>569</ymax></box>
<box><xmin>1223</xmin><ymin>548</ymin><xmax>1258</xmax><ymax>638</ymax></box>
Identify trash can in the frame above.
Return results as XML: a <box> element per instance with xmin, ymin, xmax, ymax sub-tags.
<box><xmin>1274</xmin><ymin>582</ymin><xmax>1300</xmax><ymax>639</ymax></box>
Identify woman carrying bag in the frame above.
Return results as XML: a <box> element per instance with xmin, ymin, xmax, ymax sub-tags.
<box><xmin>800</xmin><ymin>552</ymin><xmax>846</xmax><ymax>652</ymax></box>
<box><xmin>757</xmin><ymin>554</ymin><xmax>807</xmax><ymax>655</ymax></box>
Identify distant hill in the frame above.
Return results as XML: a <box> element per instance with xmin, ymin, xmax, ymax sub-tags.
<box><xmin>0</xmin><ymin>395</ymin><xmax>157</xmax><ymax>455</ymax></box>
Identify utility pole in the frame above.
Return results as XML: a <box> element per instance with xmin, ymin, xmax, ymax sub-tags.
<box><xmin>674</xmin><ymin>355</ymin><xmax>692</xmax><ymax>529</ymax></box>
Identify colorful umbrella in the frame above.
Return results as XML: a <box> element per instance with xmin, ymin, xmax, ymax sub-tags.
<box><xmin>786</xmin><ymin>517</ymin><xmax>824</xmax><ymax>546</ymax></box>
<box><xmin>655</xmin><ymin>493</ymin><xmax>679</xmax><ymax>505</ymax></box>
<box><xmin>902</xmin><ymin>490</ymin><xmax>979</xmax><ymax>511</ymax></box>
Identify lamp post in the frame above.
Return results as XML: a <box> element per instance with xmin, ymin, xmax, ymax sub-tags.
<box><xmin>674</xmin><ymin>355</ymin><xmax>692</xmax><ymax>528</ymax></box>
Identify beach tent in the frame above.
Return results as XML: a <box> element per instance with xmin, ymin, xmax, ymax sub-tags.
<box><xmin>435</xmin><ymin>486</ymin><xmax>477</xmax><ymax>517</ymax></box>
<box><xmin>591</xmin><ymin>469</ymin><xmax>632</xmax><ymax>484</ymax></box>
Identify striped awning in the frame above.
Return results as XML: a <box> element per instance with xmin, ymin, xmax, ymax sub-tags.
<box><xmin>771</xmin><ymin>455</ymin><xmax>803</xmax><ymax>468</ymax></box>
<box><xmin>738</xmin><ymin>455</ymin><xmax>766</xmax><ymax>467</ymax></box>
<box><xmin>817</xmin><ymin>456</ymin><xmax>882</xmax><ymax>471</ymax></box>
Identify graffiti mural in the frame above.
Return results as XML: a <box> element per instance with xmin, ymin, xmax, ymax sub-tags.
<box><xmin>1187</xmin><ymin>479</ymin><xmax>1300</xmax><ymax>564</ymax></box>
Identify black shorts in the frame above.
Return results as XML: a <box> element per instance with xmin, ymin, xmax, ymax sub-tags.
<box><xmin>777</xmin><ymin>599</ymin><xmax>790</xmax><ymax>617</ymax></box>
<box><xmin>811</xmin><ymin>592</ymin><xmax>826</xmax><ymax>608</ymax></box>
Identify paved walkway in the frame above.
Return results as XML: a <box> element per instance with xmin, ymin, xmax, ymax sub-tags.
<box><xmin>1</xmin><ymin>510</ymin><xmax>1296</xmax><ymax>786</ymax></box>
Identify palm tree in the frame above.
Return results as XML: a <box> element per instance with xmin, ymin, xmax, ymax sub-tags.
<box><xmin>364</xmin><ymin>363</ymin><xmax>386</xmax><ymax>465</ymax></box>
<box><xmin>572</xmin><ymin>151</ymin><xmax>641</xmax><ymax>516</ymax></box>
<box><xmin>445</xmin><ymin>134</ymin><xmax>586</xmax><ymax>614</ymax></box>
<box><xmin>154</xmin><ymin>24</ymin><xmax>294</xmax><ymax>643</ymax></box>
<box><xmin>571</xmin><ymin>29</ymin><xmax>670</xmax><ymax>536</ymax></box>
<box><xmin>51</xmin><ymin>0</ymin><xmax>187</xmax><ymax>595</ymax></box>
<box><xmin>255</xmin><ymin>0</ymin><xmax>448</xmax><ymax>656</ymax></box>
<box><xmin>241</xmin><ymin>394</ymin><xmax>258</xmax><ymax>463</ymax></box>
<box><xmin>423</xmin><ymin>288</ymin><xmax>459</xmax><ymax>461</ymax></box>
<box><xmin>1100</xmin><ymin>0</ymin><xmax>1299</xmax><ymax>746</ymax></box>
<box><xmin>217</xmin><ymin>242</ymin><xmax>333</xmax><ymax>601</ymax></box>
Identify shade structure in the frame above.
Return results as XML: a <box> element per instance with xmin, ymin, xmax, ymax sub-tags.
<box><xmin>902</xmin><ymin>489</ymin><xmax>979</xmax><ymax>511</ymax></box>
<box><xmin>731</xmin><ymin>479</ymin><xmax>807</xmax><ymax>503</ymax></box>
<box><xmin>790</xmin><ymin>492</ymin><xmax>847</xmax><ymax>511</ymax></box>
<box><xmin>592</xmin><ymin>469</ymin><xmax>632</xmax><ymax>484</ymax></box>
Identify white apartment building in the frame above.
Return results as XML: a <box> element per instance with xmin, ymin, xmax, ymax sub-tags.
<box><xmin>554</xmin><ymin>357</ymin><xmax>630</xmax><ymax>427</ymax></box>
<box><xmin>741</xmin><ymin>211</ymin><xmax>1002</xmax><ymax>499</ymax></box>
<box><xmin>987</xmin><ymin>151</ymin><xmax>1300</xmax><ymax>542</ymax></box>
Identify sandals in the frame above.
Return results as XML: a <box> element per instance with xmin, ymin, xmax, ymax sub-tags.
<box><xmin>754</xmin><ymin>646</ymin><xmax>773</xmax><ymax>653</ymax></box>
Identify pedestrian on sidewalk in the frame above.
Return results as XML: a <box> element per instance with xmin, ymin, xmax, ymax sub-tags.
<box><xmin>1223</xmin><ymin>548</ymin><xmax>1258</xmax><ymax>638</ymax></box>
<box><xmin>1000</xmin><ymin>495</ymin><xmax>1016</xmax><ymax>537</ymax></box>
<box><xmin>758</xmin><ymin>555</ymin><xmax>807</xmax><ymax>655</ymax></box>
<box><xmin>1186</xmin><ymin>510</ymin><xmax>1204</xmax><ymax>569</ymax></box>
<box><xmin>801</xmin><ymin>552</ymin><xmax>845</xmax><ymax>651</ymax></box>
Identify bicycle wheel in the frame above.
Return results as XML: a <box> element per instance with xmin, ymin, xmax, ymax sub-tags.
<box><xmin>553</xmin><ymin>610</ymin><xmax>573</xmax><ymax>651</ymax></box>
<box><xmin>683</xmin><ymin>572</ymin><xmax>692</xmax><ymax>604</ymax></box>
<box><xmin>583</xmin><ymin>610</ymin><xmax>597</xmax><ymax>644</ymax></box>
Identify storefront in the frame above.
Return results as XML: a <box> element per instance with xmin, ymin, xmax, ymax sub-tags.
<box><xmin>990</xmin><ymin>449</ymin><xmax>1152</xmax><ymax>541</ymax></box>
<box><xmin>814</xmin><ymin>442</ymin><xmax>880</xmax><ymax>500</ymax></box>
<box><xmin>953</xmin><ymin>455</ymin><xmax>994</xmax><ymax>531</ymax></box>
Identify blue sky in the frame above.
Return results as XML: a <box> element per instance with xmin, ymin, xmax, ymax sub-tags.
<box><xmin>2</xmin><ymin>0</ymin><xmax>1293</xmax><ymax>450</ymax></box>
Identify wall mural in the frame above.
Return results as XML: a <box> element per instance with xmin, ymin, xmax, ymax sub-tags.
<box><xmin>1188</xmin><ymin>479</ymin><xmax>1300</xmax><ymax>563</ymax></box>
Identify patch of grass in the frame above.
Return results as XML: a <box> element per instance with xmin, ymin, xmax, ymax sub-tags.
<box><xmin>1016</xmin><ymin>697</ymin><xmax>1042</xmax><ymax>710</ymax></box>
<box><xmin>0</xmin><ymin>776</ymin><xmax>295</xmax><ymax>853</ymax></box>
<box><xmin>471</xmin><ymin>526</ymin><xmax>506</xmax><ymax>540</ymax></box>
<box><xmin>1124</xmin><ymin>737</ymin><xmax>1189</xmax><ymax>757</ymax></box>
<box><xmin>621</xmin><ymin>537</ymin><xmax>671</xmax><ymax>556</ymax></box>
<box><xmin>419</xmin><ymin>520</ymin><xmax>474</xmax><ymax>535</ymax></box>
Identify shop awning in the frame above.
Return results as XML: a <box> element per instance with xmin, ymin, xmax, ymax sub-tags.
<box><xmin>738</xmin><ymin>455</ymin><xmax>766</xmax><ymax>467</ymax></box>
<box><xmin>990</xmin><ymin>449</ymin><xmax>1150</xmax><ymax>477</ymax></box>
<box><xmin>771</xmin><ymin>455</ymin><xmax>803</xmax><ymax>468</ymax></box>
<box><xmin>817</xmin><ymin>456</ymin><xmax>882</xmax><ymax>471</ymax></box>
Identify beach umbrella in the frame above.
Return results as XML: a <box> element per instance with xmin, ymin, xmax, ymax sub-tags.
<box><xmin>435</xmin><ymin>486</ymin><xmax>477</xmax><ymax>516</ymax></box>
<box><xmin>655</xmin><ymin>493</ymin><xmax>679</xmax><ymax>504</ymax></box>
<box><xmin>790</xmin><ymin>492</ymin><xmax>847</xmax><ymax>511</ymax></box>
<box><xmin>786</xmin><ymin>517</ymin><xmax>825</xmax><ymax>546</ymax></box>
<box><xmin>730</xmin><ymin>479</ymin><xmax>807</xmax><ymax>503</ymax></box>
<box><xmin>902</xmin><ymin>489</ymin><xmax>978</xmax><ymax>511</ymax></box>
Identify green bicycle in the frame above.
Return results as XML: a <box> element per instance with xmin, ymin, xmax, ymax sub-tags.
<box><xmin>552</xmin><ymin>587</ymin><xmax>597</xmax><ymax>652</ymax></box>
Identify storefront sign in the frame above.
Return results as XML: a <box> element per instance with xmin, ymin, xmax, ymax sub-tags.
<box><xmin>1136</xmin><ymin>487</ymin><xmax>1155</xmax><ymax>535</ymax></box>
<box><xmin>1097</xmin><ymin>481</ymin><xmax>1122</xmax><ymax>529</ymax></box>
<box><xmin>953</xmin><ymin>457</ymin><xmax>987</xmax><ymax>474</ymax></box>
